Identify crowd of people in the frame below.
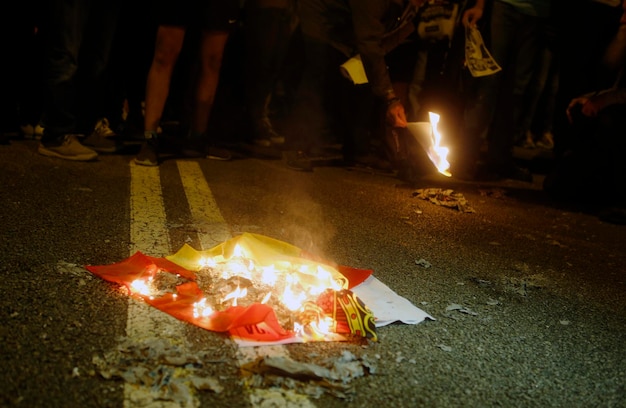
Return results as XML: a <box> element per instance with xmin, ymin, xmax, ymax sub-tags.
<box><xmin>1</xmin><ymin>0</ymin><xmax>625</xmax><ymax>224</ymax></box>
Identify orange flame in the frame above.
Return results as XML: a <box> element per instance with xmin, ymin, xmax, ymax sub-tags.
<box><xmin>428</xmin><ymin>112</ymin><xmax>451</xmax><ymax>177</ymax></box>
<box><xmin>193</xmin><ymin>298</ymin><xmax>214</xmax><ymax>318</ymax></box>
<box><xmin>223</xmin><ymin>285</ymin><xmax>248</xmax><ymax>307</ymax></box>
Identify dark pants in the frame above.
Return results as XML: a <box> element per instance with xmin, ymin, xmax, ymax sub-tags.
<box><xmin>243</xmin><ymin>5</ymin><xmax>296</xmax><ymax>131</ymax></box>
<box><xmin>42</xmin><ymin>0</ymin><xmax>120</xmax><ymax>141</ymax></box>
<box><xmin>285</xmin><ymin>36</ymin><xmax>374</xmax><ymax>158</ymax></box>
<box><xmin>460</xmin><ymin>1</ymin><xmax>542</xmax><ymax>171</ymax></box>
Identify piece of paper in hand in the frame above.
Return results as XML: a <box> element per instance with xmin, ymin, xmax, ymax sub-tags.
<box><xmin>464</xmin><ymin>27</ymin><xmax>501</xmax><ymax>77</ymax></box>
<box><xmin>340</xmin><ymin>55</ymin><xmax>369</xmax><ymax>85</ymax></box>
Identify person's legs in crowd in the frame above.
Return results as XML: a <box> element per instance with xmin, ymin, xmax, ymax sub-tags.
<box><xmin>485</xmin><ymin>2</ymin><xmax>539</xmax><ymax>181</ymax></box>
<box><xmin>39</xmin><ymin>0</ymin><xmax>120</xmax><ymax>161</ymax></box>
<box><xmin>243</xmin><ymin>0</ymin><xmax>296</xmax><ymax>148</ymax></box>
<box><xmin>180</xmin><ymin>29</ymin><xmax>232</xmax><ymax>160</ymax></box>
<box><xmin>456</xmin><ymin>1</ymin><xmax>540</xmax><ymax>182</ymax></box>
<box><xmin>134</xmin><ymin>24</ymin><xmax>186</xmax><ymax>166</ymax></box>
<box><xmin>282</xmin><ymin>37</ymin><xmax>340</xmax><ymax>171</ymax></box>
<box><xmin>519</xmin><ymin>19</ymin><xmax>558</xmax><ymax>150</ymax></box>
<box><xmin>136</xmin><ymin>0</ymin><xmax>238</xmax><ymax>166</ymax></box>
<box><xmin>103</xmin><ymin>0</ymin><xmax>155</xmax><ymax>141</ymax></box>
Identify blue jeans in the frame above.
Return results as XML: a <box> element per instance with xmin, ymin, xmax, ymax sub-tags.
<box><xmin>43</xmin><ymin>0</ymin><xmax>120</xmax><ymax>140</ymax></box>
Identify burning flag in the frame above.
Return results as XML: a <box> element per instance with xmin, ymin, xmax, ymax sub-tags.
<box><xmin>87</xmin><ymin>233</ymin><xmax>377</xmax><ymax>345</ymax></box>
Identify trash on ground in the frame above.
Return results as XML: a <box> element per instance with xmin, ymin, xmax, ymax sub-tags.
<box><xmin>241</xmin><ymin>351</ymin><xmax>376</xmax><ymax>399</ymax></box>
<box><xmin>413</xmin><ymin>189</ymin><xmax>475</xmax><ymax>213</ymax></box>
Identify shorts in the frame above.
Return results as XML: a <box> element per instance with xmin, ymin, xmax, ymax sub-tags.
<box><xmin>153</xmin><ymin>0</ymin><xmax>240</xmax><ymax>31</ymax></box>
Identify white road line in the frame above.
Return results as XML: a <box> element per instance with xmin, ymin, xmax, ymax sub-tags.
<box><xmin>176</xmin><ymin>161</ymin><xmax>315</xmax><ymax>408</ymax></box>
<box><xmin>126</xmin><ymin>163</ymin><xmax>195</xmax><ymax>408</ymax></box>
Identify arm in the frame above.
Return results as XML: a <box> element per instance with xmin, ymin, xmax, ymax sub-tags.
<box><xmin>567</xmin><ymin>88</ymin><xmax>626</xmax><ymax>122</ymax></box>
<box><xmin>462</xmin><ymin>0</ymin><xmax>485</xmax><ymax>28</ymax></box>
<box><xmin>349</xmin><ymin>0</ymin><xmax>407</xmax><ymax>127</ymax></box>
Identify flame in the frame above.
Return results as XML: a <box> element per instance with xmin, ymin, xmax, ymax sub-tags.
<box><xmin>198</xmin><ymin>257</ymin><xmax>217</xmax><ymax>268</ymax></box>
<box><xmin>192</xmin><ymin>244</ymin><xmax>350</xmax><ymax>338</ymax></box>
<box><xmin>282</xmin><ymin>275</ymin><xmax>306</xmax><ymax>311</ymax></box>
<box><xmin>193</xmin><ymin>298</ymin><xmax>214</xmax><ymax>318</ymax></box>
<box><xmin>130</xmin><ymin>278</ymin><xmax>152</xmax><ymax>297</ymax></box>
<box><xmin>261</xmin><ymin>264</ymin><xmax>278</xmax><ymax>286</ymax></box>
<box><xmin>223</xmin><ymin>285</ymin><xmax>248</xmax><ymax>306</ymax></box>
<box><xmin>294</xmin><ymin>316</ymin><xmax>336</xmax><ymax>340</ymax></box>
<box><xmin>428</xmin><ymin>112</ymin><xmax>451</xmax><ymax>177</ymax></box>
<box><xmin>312</xmin><ymin>316</ymin><xmax>334</xmax><ymax>335</ymax></box>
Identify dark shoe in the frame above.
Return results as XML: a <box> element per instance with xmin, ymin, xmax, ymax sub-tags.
<box><xmin>344</xmin><ymin>153</ymin><xmax>393</xmax><ymax>172</ymax></box>
<box><xmin>283</xmin><ymin>150</ymin><xmax>313</xmax><ymax>171</ymax></box>
<box><xmin>536</xmin><ymin>131</ymin><xmax>554</xmax><ymax>150</ymax></box>
<box><xmin>181</xmin><ymin>139</ymin><xmax>206</xmax><ymax>158</ymax></box>
<box><xmin>206</xmin><ymin>145</ymin><xmax>232</xmax><ymax>161</ymax></box>
<box><xmin>253</xmin><ymin>137</ymin><xmax>272</xmax><ymax>147</ymax></box>
<box><xmin>504</xmin><ymin>165</ymin><xmax>533</xmax><ymax>182</ymax></box>
<box><xmin>487</xmin><ymin>163</ymin><xmax>533</xmax><ymax>182</ymax></box>
<box><xmin>83</xmin><ymin>132</ymin><xmax>121</xmax><ymax>153</ymax></box>
<box><xmin>598</xmin><ymin>207</ymin><xmax>626</xmax><ymax>225</ymax></box>
<box><xmin>134</xmin><ymin>133</ymin><xmax>158</xmax><ymax>166</ymax></box>
<box><xmin>38</xmin><ymin>134</ymin><xmax>98</xmax><ymax>161</ymax></box>
<box><xmin>83</xmin><ymin>118</ymin><xmax>121</xmax><ymax>153</ymax></box>
<box><xmin>0</xmin><ymin>134</ymin><xmax>10</xmax><ymax>145</ymax></box>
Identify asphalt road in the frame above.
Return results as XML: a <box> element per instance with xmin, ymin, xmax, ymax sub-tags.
<box><xmin>1</xmin><ymin>138</ymin><xmax>625</xmax><ymax>408</ymax></box>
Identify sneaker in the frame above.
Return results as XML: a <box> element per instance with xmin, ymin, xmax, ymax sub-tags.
<box><xmin>253</xmin><ymin>137</ymin><xmax>272</xmax><ymax>147</ymax></box>
<box><xmin>206</xmin><ymin>145</ymin><xmax>232</xmax><ymax>161</ymax></box>
<box><xmin>252</xmin><ymin>119</ymin><xmax>285</xmax><ymax>147</ymax></box>
<box><xmin>83</xmin><ymin>118</ymin><xmax>121</xmax><ymax>153</ymax></box>
<box><xmin>536</xmin><ymin>131</ymin><xmax>554</xmax><ymax>150</ymax></box>
<box><xmin>93</xmin><ymin>117</ymin><xmax>117</xmax><ymax>138</ymax></box>
<box><xmin>283</xmin><ymin>150</ymin><xmax>313</xmax><ymax>171</ymax></box>
<box><xmin>134</xmin><ymin>133</ymin><xmax>159</xmax><ymax>166</ymax></box>
<box><xmin>500</xmin><ymin>164</ymin><xmax>533</xmax><ymax>182</ymax></box>
<box><xmin>344</xmin><ymin>153</ymin><xmax>393</xmax><ymax>172</ymax></box>
<box><xmin>517</xmin><ymin>130</ymin><xmax>536</xmax><ymax>149</ymax></box>
<box><xmin>181</xmin><ymin>138</ymin><xmax>206</xmax><ymax>158</ymax></box>
<box><xmin>38</xmin><ymin>134</ymin><xmax>98</xmax><ymax>161</ymax></box>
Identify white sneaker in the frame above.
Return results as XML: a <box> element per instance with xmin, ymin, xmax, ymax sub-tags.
<box><xmin>21</xmin><ymin>123</ymin><xmax>45</xmax><ymax>140</ymax></box>
<box><xmin>93</xmin><ymin>118</ymin><xmax>117</xmax><ymax>138</ymax></box>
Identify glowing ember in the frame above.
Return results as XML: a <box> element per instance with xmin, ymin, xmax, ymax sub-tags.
<box><xmin>281</xmin><ymin>278</ymin><xmax>307</xmax><ymax>311</ymax></box>
<box><xmin>223</xmin><ymin>285</ymin><xmax>248</xmax><ymax>306</ymax></box>
<box><xmin>194</xmin><ymin>252</ymin><xmax>347</xmax><ymax>336</ymax></box>
<box><xmin>193</xmin><ymin>298</ymin><xmax>214</xmax><ymax>318</ymax></box>
<box><xmin>130</xmin><ymin>278</ymin><xmax>152</xmax><ymax>297</ymax></box>
<box><xmin>427</xmin><ymin>112</ymin><xmax>451</xmax><ymax>177</ymax></box>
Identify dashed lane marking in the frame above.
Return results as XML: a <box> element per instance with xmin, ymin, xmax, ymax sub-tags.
<box><xmin>176</xmin><ymin>161</ymin><xmax>315</xmax><ymax>407</ymax></box>
<box><xmin>127</xmin><ymin>162</ymin><xmax>196</xmax><ymax>408</ymax></box>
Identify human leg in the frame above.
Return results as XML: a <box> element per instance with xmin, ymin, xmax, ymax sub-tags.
<box><xmin>135</xmin><ymin>25</ymin><xmax>185</xmax><ymax>166</ymax></box>
<box><xmin>243</xmin><ymin>5</ymin><xmax>294</xmax><ymax>146</ymax></box>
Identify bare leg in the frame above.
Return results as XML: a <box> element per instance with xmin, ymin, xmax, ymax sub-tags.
<box><xmin>191</xmin><ymin>30</ymin><xmax>230</xmax><ymax>136</ymax></box>
<box><xmin>144</xmin><ymin>25</ymin><xmax>186</xmax><ymax>133</ymax></box>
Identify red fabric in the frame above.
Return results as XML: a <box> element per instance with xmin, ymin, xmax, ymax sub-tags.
<box><xmin>86</xmin><ymin>250</ymin><xmax>373</xmax><ymax>343</ymax></box>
